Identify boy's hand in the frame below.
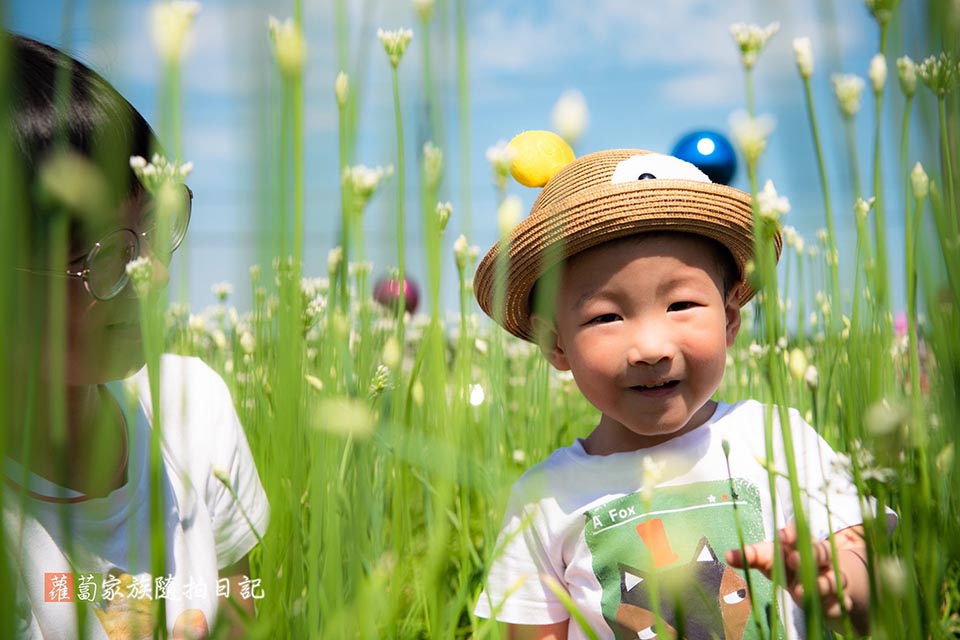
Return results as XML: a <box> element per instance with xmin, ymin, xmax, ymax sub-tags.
<box><xmin>725</xmin><ymin>524</ymin><xmax>869</xmax><ymax>636</ymax></box>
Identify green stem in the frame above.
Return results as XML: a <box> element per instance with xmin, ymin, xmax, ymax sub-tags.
<box><xmin>801</xmin><ymin>77</ymin><xmax>842</xmax><ymax>329</ymax></box>
<box><xmin>456</xmin><ymin>0</ymin><xmax>472</xmax><ymax>237</ymax></box>
<box><xmin>292</xmin><ymin>75</ymin><xmax>305</xmax><ymax>273</ymax></box>
<box><xmin>906</xmin><ymin>194</ymin><xmax>925</xmax><ymax>415</ymax></box>
<box><xmin>938</xmin><ymin>96</ymin><xmax>959</xmax><ymax>241</ymax></box>
<box><xmin>391</xmin><ymin>65</ymin><xmax>406</xmax><ymax>338</ymax></box>
<box><xmin>338</xmin><ymin>100</ymin><xmax>349</xmax><ymax>312</ymax></box>
<box><xmin>844</xmin><ymin>117</ymin><xmax>863</xmax><ymax>200</ymax></box>
<box><xmin>871</xmin><ymin>83</ymin><xmax>889</xmax><ymax>313</ymax></box>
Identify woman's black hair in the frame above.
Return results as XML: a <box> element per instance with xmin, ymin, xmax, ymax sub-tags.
<box><xmin>6</xmin><ymin>34</ymin><xmax>158</xmax><ymax>250</ymax></box>
<box><xmin>8</xmin><ymin>34</ymin><xmax>155</xmax><ymax>178</ymax></box>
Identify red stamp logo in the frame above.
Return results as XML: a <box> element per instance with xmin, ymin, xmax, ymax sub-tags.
<box><xmin>44</xmin><ymin>573</ymin><xmax>75</xmax><ymax>603</ymax></box>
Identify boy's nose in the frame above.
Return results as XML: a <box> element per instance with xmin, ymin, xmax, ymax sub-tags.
<box><xmin>626</xmin><ymin>322</ymin><xmax>676</xmax><ymax>367</ymax></box>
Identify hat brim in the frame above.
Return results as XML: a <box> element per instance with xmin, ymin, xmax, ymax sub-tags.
<box><xmin>475</xmin><ymin>178</ymin><xmax>782</xmax><ymax>342</ymax></box>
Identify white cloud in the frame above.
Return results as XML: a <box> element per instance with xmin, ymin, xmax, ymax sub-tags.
<box><xmin>469</xmin><ymin>0</ymin><xmax>867</xmax><ymax>91</ymax></box>
<box><xmin>660</xmin><ymin>71</ymin><xmax>741</xmax><ymax>108</ymax></box>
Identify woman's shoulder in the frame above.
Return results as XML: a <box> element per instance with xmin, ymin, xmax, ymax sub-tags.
<box><xmin>128</xmin><ymin>355</ymin><xmax>231</xmax><ymax>405</ymax></box>
<box><xmin>126</xmin><ymin>355</ymin><xmax>238</xmax><ymax>441</ymax></box>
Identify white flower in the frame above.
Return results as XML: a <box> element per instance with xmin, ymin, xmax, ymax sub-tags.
<box><xmin>832</xmin><ymin>74</ymin><xmax>866</xmax><ymax>117</ymax></box>
<box><xmin>212</xmin><ymin>465</ymin><xmax>231</xmax><ymax>486</ymax></box>
<box><xmin>869</xmin><ymin>54</ymin><xmax>888</xmax><ymax>93</ymax></box>
<box><xmin>453</xmin><ymin>234</ymin><xmax>469</xmax><ymax>270</ymax></box>
<box><xmin>804</xmin><ymin>365</ymin><xmax>819</xmax><ymax>390</ymax></box>
<box><xmin>757</xmin><ymin>180</ymin><xmax>790</xmax><ymax>222</ymax></box>
<box><xmin>268</xmin><ymin>16</ymin><xmax>307</xmax><ymax>76</ymax></box>
<box><xmin>729</xmin><ymin>110</ymin><xmax>775</xmax><ymax>164</ymax></box>
<box><xmin>130</xmin><ymin>154</ymin><xmax>193</xmax><ymax>193</ymax></box>
<box><xmin>469</xmin><ymin>384</ymin><xmax>486</xmax><ymax>406</ymax></box>
<box><xmin>240</xmin><ymin>331</ymin><xmax>255</xmax><ymax>354</ymax></box>
<box><xmin>854</xmin><ymin>196</ymin><xmax>876</xmax><ymax>225</ymax></box>
<box><xmin>327</xmin><ymin>246</ymin><xmax>344</xmax><ymax>275</ymax></box>
<box><xmin>342</xmin><ymin>164</ymin><xmax>387</xmax><ymax>204</ymax></box>
<box><xmin>485</xmin><ymin>140</ymin><xmax>515</xmax><ymax>185</ymax></box>
<box><xmin>377</xmin><ymin>28</ymin><xmax>413</xmax><ymax>68</ymax></box>
<box><xmin>911</xmin><ymin>162</ymin><xmax>929</xmax><ymax>199</ymax></box>
<box><xmin>150</xmin><ymin>1</ymin><xmax>200</xmax><ymax>64</ymax></box>
<box><xmin>413</xmin><ymin>0</ymin><xmax>434</xmax><ymax>22</ymax></box>
<box><xmin>301</xmin><ymin>276</ymin><xmax>329</xmax><ymax>299</ymax></box>
<box><xmin>423</xmin><ymin>142</ymin><xmax>443</xmax><ymax>190</ymax></box>
<box><xmin>896</xmin><ymin>55</ymin><xmax>917</xmax><ymax>97</ymax></box>
<box><xmin>865</xmin><ymin>399</ymin><xmax>908</xmax><ymax>437</ymax></box>
<box><xmin>787</xmin><ymin>348</ymin><xmax>808</xmax><ymax>381</ymax></box>
<box><xmin>917</xmin><ymin>53</ymin><xmax>959</xmax><ymax>97</ymax></box>
<box><xmin>211</xmin><ymin>281</ymin><xmax>233</xmax><ymax>301</ymax></box>
<box><xmin>497</xmin><ymin>196</ymin><xmax>523</xmax><ymax>238</ymax></box>
<box><xmin>313</xmin><ymin>397</ymin><xmax>376</xmax><ymax>438</ymax></box>
<box><xmin>793</xmin><ymin>37</ymin><xmax>814</xmax><ymax>78</ymax></box>
<box><xmin>335</xmin><ymin>71</ymin><xmax>349</xmax><ymax>108</ymax></box>
<box><xmin>125</xmin><ymin>256</ymin><xmax>153</xmax><ymax>297</ymax></box>
<box><xmin>435</xmin><ymin>201</ymin><xmax>453</xmax><ymax>233</ymax></box>
<box><xmin>368</xmin><ymin>364</ymin><xmax>391</xmax><ymax>397</ymax></box>
<box><xmin>729</xmin><ymin>21</ymin><xmax>780</xmax><ymax>70</ymax></box>
<box><xmin>382</xmin><ymin>336</ymin><xmax>402</xmax><ymax>370</ymax></box>
<box><xmin>512</xmin><ymin>449</ymin><xmax>526</xmax><ymax>464</ymax></box>
<box><xmin>782</xmin><ymin>226</ymin><xmax>805</xmax><ymax>254</ymax></box>
<box><xmin>550</xmin><ymin>90</ymin><xmax>589</xmax><ymax>144</ymax></box>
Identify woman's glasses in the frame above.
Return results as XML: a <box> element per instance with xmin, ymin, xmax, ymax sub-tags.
<box><xmin>24</xmin><ymin>185</ymin><xmax>193</xmax><ymax>301</ymax></box>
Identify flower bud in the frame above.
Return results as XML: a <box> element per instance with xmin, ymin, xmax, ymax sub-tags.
<box><xmin>423</xmin><ymin>142</ymin><xmax>443</xmax><ymax>191</ymax></box>
<box><xmin>869</xmin><ymin>53</ymin><xmax>887</xmax><ymax>93</ymax></box>
<box><xmin>497</xmin><ymin>196</ymin><xmax>523</xmax><ymax>238</ymax></box>
<box><xmin>268</xmin><ymin>16</ymin><xmax>307</xmax><ymax>77</ymax></box>
<box><xmin>896</xmin><ymin>55</ymin><xmax>917</xmax><ymax>97</ymax></box>
<box><xmin>435</xmin><ymin>201</ymin><xmax>452</xmax><ymax>233</ymax></box>
<box><xmin>150</xmin><ymin>1</ymin><xmax>201</xmax><ymax>64</ymax></box>
<box><xmin>335</xmin><ymin>71</ymin><xmax>349</xmax><ymax>108</ymax></box>
<box><xmin>793</xmin><ymin>37</ymin><xmax>814</xmax><ymax>78</ymax></box>
<box><xmin>910</xmin><ymin>162</ymin><xmax>929</xmax><ymax>200</ymax></box>
<box><xmin>551</xmin><ymin>90</ymin><xmax>589</xmax><ymax>145</ymax></box>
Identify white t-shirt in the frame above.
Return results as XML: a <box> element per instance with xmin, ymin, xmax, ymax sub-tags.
<box><xmin>3</xmin><ymin>355</ymin><xmax>270</xmax><ymax>639</ymax></box>
<box><xmin>475</xmin><ymin>400</ymin><xmax>883</xmax><ymax>640</ymax></box>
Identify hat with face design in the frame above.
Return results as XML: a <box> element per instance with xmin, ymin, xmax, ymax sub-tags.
<box><xmin>474</xmin><ymin>134</ymin><xmax>783</xmax><ymax>342</ymax></box>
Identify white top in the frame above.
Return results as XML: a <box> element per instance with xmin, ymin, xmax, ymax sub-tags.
<box><xmin>475</xmin><ymin>400</ymin><xmax>881</xmax><ymax>640</ymax></box>
<box><xmin>4</xmin><ymin>355</ymin><xmax>270</xmax><ymax>639</ymax></box>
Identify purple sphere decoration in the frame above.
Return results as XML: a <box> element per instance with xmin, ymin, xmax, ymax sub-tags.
<box><xmin>670</xmin><ymin>130</ymin><xmax>737</xmax><ymax>185</ymax></box>
<box><xmin>373</xmin><ymin>275</ymin><xmax>420</xmax><ymax>314</ymax></box>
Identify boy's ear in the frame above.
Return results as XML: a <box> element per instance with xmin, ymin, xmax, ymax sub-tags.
<box><xmin>724</xmin><ymin>294</ymin><xmax>742</xmax><ymax>348</ymax></box>
<box><xmin>531</xmin><ymin>313</ymin><xmax>571</xmax><ymax>371</ymax></box>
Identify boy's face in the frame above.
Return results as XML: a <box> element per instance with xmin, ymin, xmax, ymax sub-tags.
<box><xmin>534</xmin><ymin>233</ymin><xmax>741</xmax><ymax>454</ymax></box>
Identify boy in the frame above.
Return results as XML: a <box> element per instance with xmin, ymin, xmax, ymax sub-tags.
<box><xmin>473</xmin><ymin>146</ymin><xmax>879</xmax><ymax>640</ymax></box>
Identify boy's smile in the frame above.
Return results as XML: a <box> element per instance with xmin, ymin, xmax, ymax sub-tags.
<box><xmin>535</xmin><ymin>233</ymin><xmax>741</xmax><ymax>455</ymax></box>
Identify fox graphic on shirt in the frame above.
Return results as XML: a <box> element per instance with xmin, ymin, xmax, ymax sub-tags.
<box><xmin>584</xmin><ymin>479</ymin><xmax>779</xmax><ymax>639</ymax></box>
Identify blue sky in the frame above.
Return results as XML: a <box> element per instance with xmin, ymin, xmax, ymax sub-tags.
<box><xmin>6</xmin><ymin>0</ymin><xmax>939</xmax><ymax>316</ymax></box>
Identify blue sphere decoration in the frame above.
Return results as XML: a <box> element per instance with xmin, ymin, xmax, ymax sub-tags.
<box><xmin>670</xmin><ymin>130</ymin><xmax>737</xmax><ymax>185</ymax></box>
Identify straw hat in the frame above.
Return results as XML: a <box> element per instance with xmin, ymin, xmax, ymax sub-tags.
<box><xmin>474</xmin><ymin>143</ymin><xmax>783</xmax><ymax>342</ymax></box>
